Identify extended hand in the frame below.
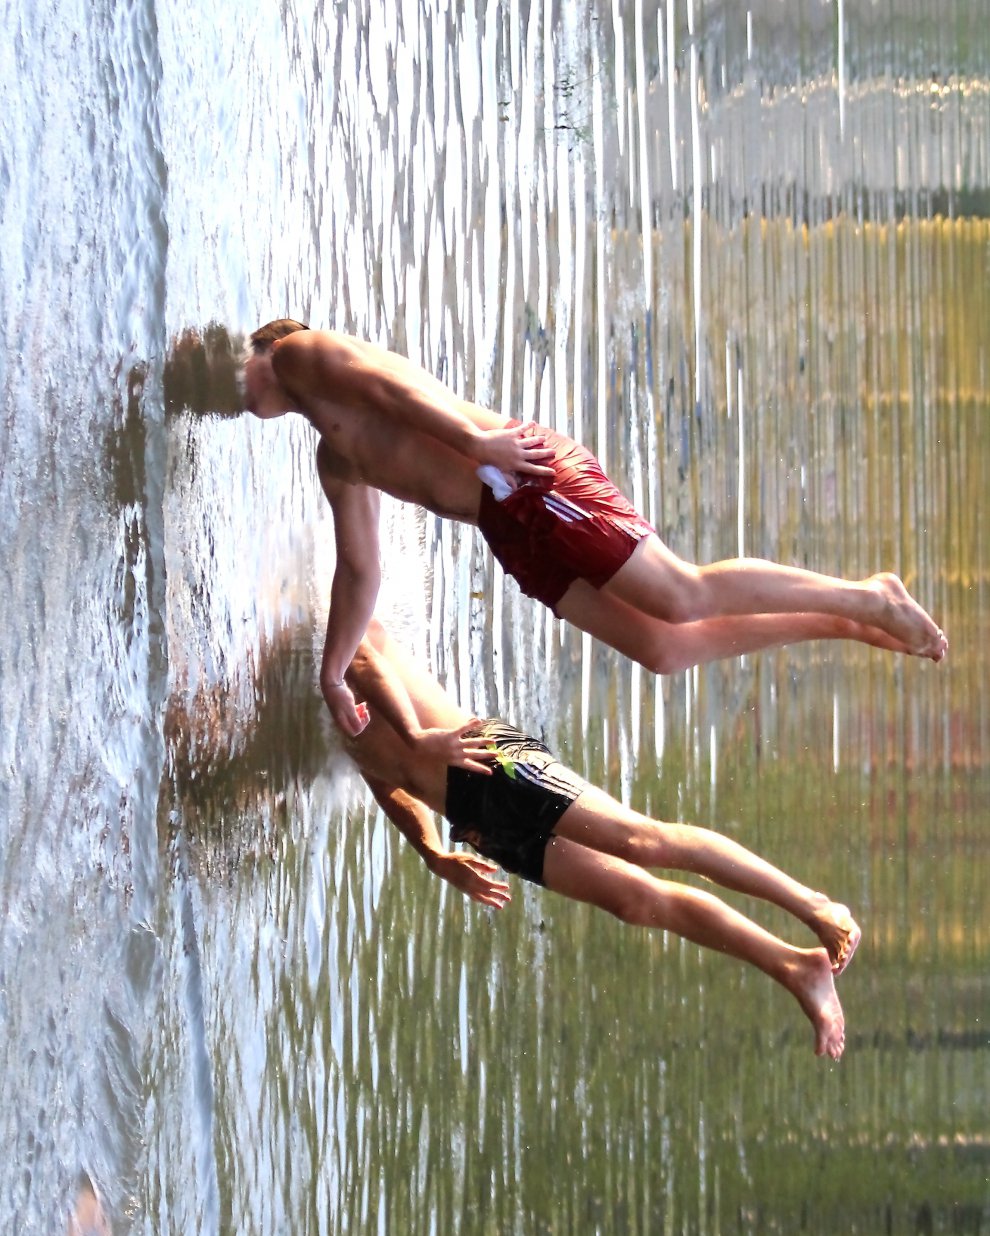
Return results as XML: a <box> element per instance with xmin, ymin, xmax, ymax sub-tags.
<box><xmin>325</xmin><ymin>681</ymin><xmax>371</xmax><ymax>737</ymax></box>
<box><xmin>431</xmin><ymin>852</ymin><xmax>512</xmax><ymax>909</ymax></box>
<box><xmin>479</xmin><ymin>423</ymin><xmax>555</xmax><ymax>478</ymax></box>
<box><xmin>414</xmin><ymin>719</ymin><xmax>496</xmax><ymax>774</ymax></box>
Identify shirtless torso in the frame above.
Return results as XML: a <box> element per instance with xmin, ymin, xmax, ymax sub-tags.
<box><xmin>266</xmin><ymin>330</ymin><xmax>520</xmax><ymax>521</ymax></box>
<box><xmin>342</xmin><ymin>622</ymin><xmax>465</xmax><ymax>813</ymax></box>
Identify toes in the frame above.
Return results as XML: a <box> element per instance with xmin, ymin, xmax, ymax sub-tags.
<box><xmin>832</xmin><ymin>928</ymin><xmax>861</xmax><ymax>978</ymax></box>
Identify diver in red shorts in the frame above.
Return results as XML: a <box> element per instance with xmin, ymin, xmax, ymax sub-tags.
<box><xmin>475</xmin><ymin>422</ymin><xmax>655</xmax><ymax>612</ymax></box>
<box><xmin>242</xmin><ymin>320</ymin><xmax>947</xmax><ymax>737</ymax></box>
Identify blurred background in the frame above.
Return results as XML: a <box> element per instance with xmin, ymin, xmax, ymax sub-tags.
<box><xmin>1</xmin><ymin>0</ymin><xmax>987</xmax><ymax>1231</ymax></box>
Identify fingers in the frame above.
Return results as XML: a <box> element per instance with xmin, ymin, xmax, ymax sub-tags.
<box><xmin>450</xmin><ymin>752</ymin><xmax>493</xmax><ymax>773</ymax></box>
<box><xmin>343</xmin><ymin>708</ymin><xmax>371</xmax><ymax>737</ymax></box>
<box><xmin>516</xmin><ymin>421</ymin><xmax>548</xmax><ymax>441</ymax></box>
<box><xmin>515</xmin><ymin>436</ymin><xmax>555</xmax><ymax>459</ymax></box>
<box><xmin>459</xmin><ymin>757</ymin><xmax>495</xmax><ymax>774</ymax></box>
<box><xmin>471</xmin><ymin>862</ymin><xmax>510</xmax><ymax>888</ymax></box>
<box><xmin>454</xmin><ymin>741</ymin><xmax>495</xmax><ymax>773</ymax></box>
<box><xmin>512</xmin><ymin>430</ymin><xmax>556</xmax><ymax>475</ymax></box>
<box><xmin>468</xmin><ymin>856</ymin><xmax>506</xmax><ymax>881</ymax></box>
<box><xmin>467</xmin><ymin>872</ymin><xmax>512</xmax><ymax>909</ymax></box>
<box><xmin>451</xmin><ymin>854</ymin><xmax>512</xmax><ymax>908</ymax></box>
<box><xmin>329</xmin><ymin>692</ymin><xmax>370</xmax><ymax>737</ymax></box>
<box><xmin>453</xmin><ymin>720</ymin><xmax>495</xmax><ymax>773</ymax></box>
<box><xmin>486</xmin><ymin>425</ymin><xmax>556</xmax><ymax>477</ymax></box>
<box><xmin>472</xmin><ymin>889</ymin><xmax>512</xmax><ymax>909</ymax></box>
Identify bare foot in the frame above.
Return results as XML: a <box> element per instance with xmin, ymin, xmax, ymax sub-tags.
<box><xmin>809</xmin><ymin>898</ymin><xmax>862</xmax><ymax>976</ymax></box>
<box><xmin>785</xmin><ymin>948</ymin><xmax>846</xmax><ymax>1060</ymax></box>
<box><xmin>867</xmin><ymin>573</ymin><xmax>947</xmax><ymax>662</ymax></box>
<box><xmin>840</xmin><ymin>618</ymin><xmax>912</xmax><ymax>656</ymax></box>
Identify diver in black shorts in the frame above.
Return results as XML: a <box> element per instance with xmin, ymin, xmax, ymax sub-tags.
<box><xmin>341</xmin><ymin>619</ymin><xmax>859</xmax><ymax>1060</ymax></box>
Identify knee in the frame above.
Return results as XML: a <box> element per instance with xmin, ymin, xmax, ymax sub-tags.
<box><xmin>641</xmin><ymin>642</ymin><xmax>684</xmax><ymax>676</ymax></box>
<box><xmin>611</xmin><ymin>823</ymin><xmax>668</xmax><ymax>868</ymax></box>
<box><xmin>603</xmin><ymin>881</ymin><xmax>657</xmax><ymax>927</ymax></box>
<box><xmin>659</xmin><ymin>564</ymin><xmax>708</xmax><ymax>624</ymax></box>
<box><xmin>638</xmin><ymin>630</ymin><xmax>703</xmax><ymax>676</ymax></box>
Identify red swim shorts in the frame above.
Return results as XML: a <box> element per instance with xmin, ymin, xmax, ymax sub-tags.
<box><xmin>477</xmin><ymin>424</ymin><xmax>655</xmax><ymax>613</ymax></box>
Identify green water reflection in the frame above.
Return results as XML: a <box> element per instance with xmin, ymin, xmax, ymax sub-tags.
<box><xmin>172</xmin><ymin>720</ymin><xmax>988</xmax><ymax>1234</ymax></box>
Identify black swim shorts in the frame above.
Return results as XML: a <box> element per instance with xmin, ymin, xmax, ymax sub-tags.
<box><xmin>445</xmin><ymin>719</ymin><xmax>587</xmax><ymax>885</ymax></box>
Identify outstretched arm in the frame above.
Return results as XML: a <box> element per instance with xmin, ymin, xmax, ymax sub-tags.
<box><xmin>319</xmin><ymin>465</ymin><xmax>382</xmax><ymax>736</ymax></box>
<box><xmin>365</xmin><ymin>775</ymin><xmax>511</xmax><ymax>909</ymax></box>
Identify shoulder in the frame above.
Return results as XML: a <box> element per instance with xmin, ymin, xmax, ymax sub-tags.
<box><xmin>272</xmin><ymin>329</ymin><xmax>365</xmax><ymax>383</ymax></box>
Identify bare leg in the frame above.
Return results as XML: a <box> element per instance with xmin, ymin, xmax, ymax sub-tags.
<box><xmin>586</xmin><ymin>535</ymin><xmax>946</xmax><ymax>661</ymax></box>
<box><xmin>556</xmin><ymin>584</ymin><xmax>914</xmax><ymax>676</ymax></box>
<box><xmin>543</xmin><ymin>836</ymin><xmax>846</xmax><ymax>1059</ymax></box>
<box><xmin>554</xmin><ymin>785</ymin><xmax>861</xmax><ymax>975</ymax></box>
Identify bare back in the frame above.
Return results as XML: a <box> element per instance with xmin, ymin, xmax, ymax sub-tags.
<box><xmin>272</xmin><ymin>330</ymin><xmax>503</xmax><ymax>521</ymax></box>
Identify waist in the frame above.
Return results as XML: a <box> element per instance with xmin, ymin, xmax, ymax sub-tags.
<box><xmin>378</xmin><ymin>472</ymin><xmax>483</xmax><ymax>522</ymax></box>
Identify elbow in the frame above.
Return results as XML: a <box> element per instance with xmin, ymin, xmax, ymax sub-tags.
<box><xmin>336</xmin><ymin>554</ymin><xmax>381</xmax><ymax>591</ymax></box>
<box><xmin>650</xmin><ymin>647</ymin><xmax>691</xmax><ymax>675</ymax></box>
<box><xmin>646</xmin><ymin>650</ymin><xmax>675</xmax><ymax>676</ymax></box>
